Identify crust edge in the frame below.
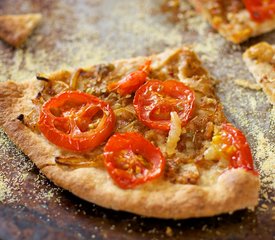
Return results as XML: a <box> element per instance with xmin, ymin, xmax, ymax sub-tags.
<box><xmin>243</xmin><ymin>43</ymin><xmax>275</xmax><ymax>105</ymax></box>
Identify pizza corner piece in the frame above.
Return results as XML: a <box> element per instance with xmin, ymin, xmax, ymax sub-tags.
<box><xmin>0</xmin><ymin>47</ymin><xmax>260</xmax><ymax>219</ymax></box>
<box><xmin>0</xmin><ymin>13</ymin><xmax>42</xmax><ymax>48</ymax></box>
<box><xmin>188</xmin><ymin>0</ymin><xmax>275</xmax><ymax>44</ymax></box>
<box><xmin>243</xmin><ymin>42</ymin><xmax>275</xmax><ymax>105</ymax></box>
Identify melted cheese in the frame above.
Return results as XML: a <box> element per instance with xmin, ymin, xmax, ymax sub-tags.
<box><xmin>166</xmin><ymin>112</ymin><xmax>182</xmax><ymax>156</ymax></box>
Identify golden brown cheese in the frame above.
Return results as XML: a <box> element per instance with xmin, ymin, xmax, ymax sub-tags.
<box><xmin>166</xmin><ymin>112</ymin><xmax>182</xmax><ymax>156</ymax></box>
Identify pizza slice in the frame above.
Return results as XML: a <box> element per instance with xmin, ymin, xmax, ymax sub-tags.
<box><xmin>0</xmin><ymin>47</ymin><xmax>259</xmax><ymax>219</ymax></box>
<box><xmin>243</xmin><ymin>42</ymin><xmax>275</xmax><ymax>105</ymax></box>
<box><xmin>187</xmin><ymin>0</ymin><xmax>275</xmax><ymax>44</ymax></box>
<box><xmin>0</xmin><ymin>13</ymin><xmax>42</xmax><ymax>48</ymax></box>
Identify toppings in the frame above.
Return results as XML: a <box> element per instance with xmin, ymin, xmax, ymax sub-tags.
<box><xmin>104</xmin><ymin>132</ymin><xmax>165</xmax><ymax>189</ymax></box>
<box><xmin>242</xmin><ymin>0</ymin><xmax>275</xmax><ymax>22</ymax></box>
<box><xmin>38</xmin><ymin>91</ymin><xmax>115</xmax><ymax>152</ymax></box>
<box><xmin>94</xmin><ymin>63</ymin><xmax>115</xmax><ymax>82</ymax></box>
<box><xmin>36</xmin><ymin>74</ymin><xmax>50</xmax><ymax>82</ymax></box>
<box><xmin>206</xmin><ymin>0</ymin><xmax>245</xmax><ymax>24</ymax></box>
<box><xmin>177</xmin><ymin>163</ymin><xmax>200</xmax><ymax>184</ymax></box>
<box><xmin>85</xmin><ymin>63</ymin><xmax>115</xmax><ymax>95</ymax></box>
<box><xmin>36</xmin><ymin>71</ymin><xmax>70</xmax><ymax>98</ymax></box>
<box><xmin>107</xmin><ymin>60</ymin><xmax>151</xmax><ymax>96</ymax></box>
<box><xmin>36</xmin><ymin>71</ymin><xmax>71</xmax><ymax>84</ymax></box>
<box><xmin>220</xmin><ymin>124</ymin><xmax>255</xmax><ymax>171</ymax></box>
<box><xmin>133</xmin><ymin>80</ymin><xmax>195</xmax><ymax>131</ymax></box>
<box><xmin>55</xmin><ymin>156</ymin><xmax>104</xmax><ymax>168</ymax></box>
<box><xmin>32</xmin><ymin>48</ymin><xmax>257</xmax><ymax>189</ymax></box>
<box><xmin>205</xmin><ymin>124</ymin><xmax>256</xmax><ymax>172</ymax></box>
<box><xmin>165</xmin><ymin>160</ymin><xmax>201</xmax><ymax>185</ymax></box>
<box><xmin>70</xmin><ymin>69</ymin><xmax>82</xmax><ymax>90</ymax></box>
<box><xmin>70</xmin><ymin>64</ymin><xmax>115</xmax><ymax>92</ymax></box>
<box><xmin>207</xmin><ymin>0</ymin><xmax>275</xmax><ymax>23</ymax></box>
<box><xmin>179</xmin><ymin>50</ymin><xmax>207</xmax><ymax>79</ymax></box>
<box><xmin>114</xmin><ymin>105</ymin><xmax>137</xmax><ymax>132</ymax></box>
<box><xmin>166</xmin><ymin>112</ymin><xmax>182</xmax><ymax>156</ymax></box>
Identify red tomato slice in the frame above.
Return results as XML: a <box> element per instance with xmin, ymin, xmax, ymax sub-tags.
<box><xmin>107</xmin><ymin>60</ymin><xmax>151</xmax><ymax>96</ymax></box>
<box><xmin>133</xmin><ymin>80</ymin><xmax>195</xmax><ymax>131</ymax></box>
<box><xmin>218</xmin><ymin>123</ymin><xmax>256</xmax><ymax>172</ymax></box>
<box><xmin>39</xmin><ymin>91</ymin><xmax>115</xmax><ymax>152</ymax></box>
<box><xmin>243</xmin><ymin>0</ymin><xmax>275</xmax><ymax>22</ymax></box>
<box><xmin>104</xmin><ymin>132</ymin><xmax>165</xmax><ymax>189</ymax></box>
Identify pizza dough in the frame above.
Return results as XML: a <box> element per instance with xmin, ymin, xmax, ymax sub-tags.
<box><xmin>0</xmin><ymin>47</ymin><xmax>260</xmax><ymax>219</ymax></box>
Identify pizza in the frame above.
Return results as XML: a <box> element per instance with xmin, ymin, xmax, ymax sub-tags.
<box><xmin>0</xmin><ymin>47</ymin><xmax>260</xmax><ymax>219</ymax></box>
<box><xmin>0</xmin><ymin>13</ymin><xmax>42</xmax><ymax>48</ymax></box>
<box><xmin>243</xmin><ymin>42</ymin><xmax>275</xmax><ymax>105</ymax></box>
<box><xmin>187</xmin><ymin>0</ymin><xmax>275</xmax><ymax>44</ymax></box>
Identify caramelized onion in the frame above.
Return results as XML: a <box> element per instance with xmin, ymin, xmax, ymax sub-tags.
<box><xmin>114</xmin><ymin>105</ymin><xmax>135</xmax><ymax>118</ymax></box>
<box><xmin>36</xmin><ymin>74</ymin><xmax>49</xmax><ymax>82</ymax></box>
<box><xmin>70</xmin><ymin>68</ymin><xmax>82</xmax><ymax>90</ymax></box>
<box><xmin>55</xmin><ymin>155</ymin><xmax>104</xmax><ymax>168</ymax></box>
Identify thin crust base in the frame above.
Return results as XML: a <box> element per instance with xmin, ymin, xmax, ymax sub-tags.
<box><xmin>0</xmin><ymin>52</ymin><xmax>260</xmax><ymax>219</ymax></box>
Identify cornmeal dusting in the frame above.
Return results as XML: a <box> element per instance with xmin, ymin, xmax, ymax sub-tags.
<box><xmin>0</xmin><ymin>129</ymin><xmax>62</xmax><ymax>205</ymax></box>
<box><xmin>256</xmin><ymin>131</ymin><xmax>275</xmax><ymax>190</ymax></box>
<box><xmin>0</xmin><ymin>174</ymin><xmax>11</xmax><ymax>202</ymax></box>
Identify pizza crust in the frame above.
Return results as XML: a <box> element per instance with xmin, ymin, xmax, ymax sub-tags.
<box><xmin>42</xmin><ymin>165</ymin><xmax>258</xmax><ymax>219</ymax></box>
<box><xmin>0</xmin><ymin>14</ymin><xmax>42</xmax><ymax>47</ymax></box>
<box><xmin>243</xmin><ymin>42</ymin><xmax>275</xmax><ymax>105</ymax></box>
<box><xmin>188</xmin><ymin>0</ymin><xmax>275</xmax><ymax>44</ymax></box>
<box><xmin>0</xmin><ymin>61</ymin><xmax>260</xmax><ymax>219</ymax></box>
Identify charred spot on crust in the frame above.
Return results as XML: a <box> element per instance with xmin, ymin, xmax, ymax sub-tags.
<box><xmin>32</xmin><ymin>91</ymin><xmax>45</xmax><ymax>107</ymax></box>
<box><xmin>36</xmin><ymin>74</ymin><xmax>50</xmax><ymax>82</ymax></box>
<box><xmin>17</xmin><ymin>114</ymin><xmax>24</xmax><ymax>122</ymax></box>
<box><xmin>35</xmin><ymin>91</ymin><xmax>42</xmax><ymax>99</ymax></box>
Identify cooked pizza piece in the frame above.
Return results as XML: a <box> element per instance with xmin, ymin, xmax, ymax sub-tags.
<box><xmin>188</xmin><ymin>0</ymin><xmax>275</xmax><ymax>44</ymax></box>
<box><xmin>0</xmin><ymin>47</ymin><xmax>259</xmax><ymax>219</ymax></box>
<box><xmin>243</xmin><ymin>42</ymin><xmax>275</xmax><ymax>105</ymax></box>
<box><xmin>0</xmin><ymin>13</ymin><xmax>42</xmax><ymax>48</ymax></box>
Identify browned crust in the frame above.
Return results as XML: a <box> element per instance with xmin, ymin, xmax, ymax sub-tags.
<box><xmin>0</xmin><ymin>51</ymin><xmax>260</xmax><ymax>219</ymax></box>
<box><xmin>188</xmin><ymin>0</ymin><xmax>275</xmax><ymax>44</ymax></box>
<box><xmin>243</xmin><ymin>43</ymin><xmax>275</xmax><ymax>105</ymax></box>
<box><xmin>0</xmin><ymin>14</ymin><xmax>42</xmax><ymax>47</ymax></box>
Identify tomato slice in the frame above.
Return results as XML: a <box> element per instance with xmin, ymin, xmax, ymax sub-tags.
<box><xmin>214</xmin><ymin>123</ymin><xmax>256</xmax><ymax>172</ymax></box>
<box><xmin>39</xmin><ymin>91</ymin><xmax>115</xmax><ymax>152</ymax></box>
<box><xmin>242</xmin><ymin>0</ymin><xmax>275</xmax><ymax>22</ymax></box>
<box><xmin>133</xmin><ymin>80</ymin><xmax>195</xmax><ymax>131</ymax></box>
<box><xmin>107</xmin><ymin>60</ymin><xmax>151</xmax><ymax>96</ymax></box>
<box><xmin>104</xmin><ymin>132</ymin><xmax>165</xmax><ymax>189</ymax></box>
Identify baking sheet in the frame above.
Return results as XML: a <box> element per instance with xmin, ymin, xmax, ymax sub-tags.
<box><xmin>0</xmin><ymin>0</ymin><xmax>274</xmax><ymax>239</ymax></box>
